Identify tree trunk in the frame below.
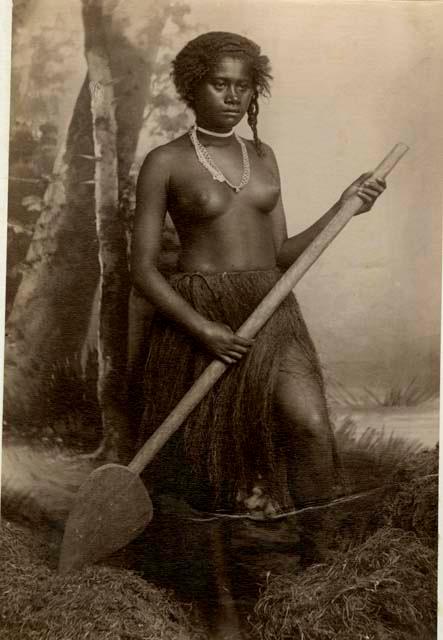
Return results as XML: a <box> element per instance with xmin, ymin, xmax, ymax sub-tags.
<box><xmin>4</xmin><ymin>78</ymin><xmax>99</xmax><ymax>418</ymax></box>
<box><xmin>79</xmin><ymin>0</ymin><xmax>184</xmax><ymax>459</ymax></box>
<box><xmin>5</xmin><ymin>0</ymin><xmax>182</xmax><ymax>452</ymax></box>
<box><xmin>5</xmin><ymin>1</ymin><xmax>151</xmax><ymax>427</ymax></box>
<box><xmin>82</xmin><ymin>0</ymin><xmax>130</xmax><ymax>460</ymax></box>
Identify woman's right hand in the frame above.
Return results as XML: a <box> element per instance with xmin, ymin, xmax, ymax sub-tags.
<box><xmin>197</xmin><ymin>321</ymin><xmax>254</xmax><ymax>365</ymax></box>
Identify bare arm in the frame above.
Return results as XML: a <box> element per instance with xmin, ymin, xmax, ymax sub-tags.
<box><xmin>265</xmin><ymin>146</ymin><xmax>386</xmax><ymax>270</ymax></box>
<box><xmin>131</xmin><ymin>148</ymin><xmax>206</xmax><ymax>336</ymax></box>
<box><xmin>275</xmin><ymin>200</ymin><xmax>342</xmax><ymax>270</ymax></box>
<box><xmin>131</xmin><ymin>146</ymin><xmax>253</xmax><ymax>364</ymax></box>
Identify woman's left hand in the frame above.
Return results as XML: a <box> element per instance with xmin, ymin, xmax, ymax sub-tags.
<box><xmin>339</xmin><ymin>172</ymin><xmax>387</xmax><ymax>215</ymax></box>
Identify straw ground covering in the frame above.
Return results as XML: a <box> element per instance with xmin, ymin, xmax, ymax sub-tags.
<box><xmin>251</xmin><ymin>446</ymin><xmax>438</xmax><ymax>640</ymax></box>
<box><xmin>253</xmin><ymin>527</ymin><xmax>436</xmax><ymax>640</ymax></box>
<box><xmin>0</xmin><ymin>520</ymin><xmax>205</xmax><ymax>640</ymax></box>
<box><xmin>1</xmin><ymin>410</ymin><xmax>438</xmax><ymax>639</ymax></box>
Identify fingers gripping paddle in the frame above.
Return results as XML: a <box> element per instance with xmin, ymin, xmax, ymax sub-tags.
<box><xmin>58</xmin><ymin>143</ymin><xmax>409</xmax><ymax>573</ymax></box>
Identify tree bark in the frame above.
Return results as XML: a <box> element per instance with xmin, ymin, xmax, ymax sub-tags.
<box><xmin>82</xmin><ymin>0</ymin><xmax>130</xmax><ymax>460</ymax></box>
<box><xmin>79</xmin><ymin>0</ymin><xmax>184</xmax><ymax>459</ymax></box>
<box><xmin>5</xmin><ymin>1</ymin><xmax>151</xmax><ymax>426</ymax></box>
<box><xmin>4</xmin><ymin>78</ymin><xmax>99</xmax><ymax>418</ymax></box>
<box><xmin>5</xmin><ymin>0</ymin><xmax>182</xmax><ymax>454</ymax></box>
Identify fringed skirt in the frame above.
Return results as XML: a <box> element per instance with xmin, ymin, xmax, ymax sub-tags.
<box><xmin>138</xmin><ymin>269</ymin><xmax>330</xmax><ymax>513</ymax></box>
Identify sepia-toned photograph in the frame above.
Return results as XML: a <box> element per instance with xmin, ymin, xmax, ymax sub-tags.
<box><xmin>1</xmin><ymin>1</ymin><xmax>441</xmax><ymax>638</ymax></box>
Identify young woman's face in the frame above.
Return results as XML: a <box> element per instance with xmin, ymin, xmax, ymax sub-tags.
<box><xmin>192</xmin><ymin>56</ymin><xmax>254</xmax><ymax>132</ymax></box>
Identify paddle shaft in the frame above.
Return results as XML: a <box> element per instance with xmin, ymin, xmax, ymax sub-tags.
<box><xmin>128</xmin><ymin>143</ymin><xmax>409</xmax><ymax>475</ymax></box>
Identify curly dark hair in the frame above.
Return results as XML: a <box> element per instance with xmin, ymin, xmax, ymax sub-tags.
<box><xmin>172</xmin><ymin>31</ymin><xmax>272</xmax><ymax>155</ymax></box>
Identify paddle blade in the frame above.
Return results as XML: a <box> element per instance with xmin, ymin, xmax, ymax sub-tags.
<box><xmin>58</xmin><ymin>463</ymin><xmax>153</xmax><ymax>573</ymax></box>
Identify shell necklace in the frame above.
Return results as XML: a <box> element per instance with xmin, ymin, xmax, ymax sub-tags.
<box><xmin>189</xmin><ymin>124</ymin><xmax>250</xmax><ymax>193</ymax></box>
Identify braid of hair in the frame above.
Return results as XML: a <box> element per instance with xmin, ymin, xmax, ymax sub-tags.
<box><xmin>248</xmin><ymin>91</ymin><xmax>264</xmax><ymax>156</ymax></box>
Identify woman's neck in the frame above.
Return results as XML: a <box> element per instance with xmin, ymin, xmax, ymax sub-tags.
<box><xmin>196</xmin><ymin>124</ymin><xmax>233</xmax><ymax>138</ymax></box>
<box><xmin>193</xmin><ymin>123</ymin><xmax>236</xmax><ymax>148</ymax></box>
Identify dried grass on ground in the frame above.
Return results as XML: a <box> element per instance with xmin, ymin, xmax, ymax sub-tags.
<box><xmin>252</xmin><ymin>447</ymin><xmax>438</xmax><ymax>640</ymax></box>
<box><xmin>381</xmin><ymin>447</ymin><xmax>438</xmax><ymax>548</ymax></box>
<box><xmin>253</xmin><ymin>527</ymin><xmax>436</xmax><ymax>640</ymax></box>
<box><xmin>0</xmin><ymin>520</ymin><xmax>205</xmax><ymax>640</ymax></box>
<box><xmin>1</xmin><ymin>411</ymin><xmax>438</xmax><ymax>640</ymax></box>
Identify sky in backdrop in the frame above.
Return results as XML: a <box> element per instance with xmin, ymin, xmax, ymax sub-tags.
<box><xmin>1</xmin><ymin>0</ymin><xmax>442</xmax><ymax>391</ymax></box>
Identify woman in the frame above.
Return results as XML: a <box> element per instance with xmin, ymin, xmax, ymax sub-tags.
<box><xmin>131</xmin><ymin>32</ymin><xmax>385</xmax><ymax>523</ymax></box>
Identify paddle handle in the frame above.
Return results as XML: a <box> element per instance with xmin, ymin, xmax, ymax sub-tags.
<box><xmin>128</xmin><ymin>142</ymin><xmax>409</xmax><ymax>475</ymax></box>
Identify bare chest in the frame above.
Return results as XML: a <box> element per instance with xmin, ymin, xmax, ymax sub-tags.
<box><xmin>168</xmin><ymin>146</ymin><xmax>280</xmax><ymax>222</ymax></box>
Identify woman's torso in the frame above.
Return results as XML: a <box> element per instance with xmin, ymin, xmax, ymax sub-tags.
<box><xmin>162</xmin><ymin>134</ymin><xmax>281</xmax><ymax>273</ymax></box>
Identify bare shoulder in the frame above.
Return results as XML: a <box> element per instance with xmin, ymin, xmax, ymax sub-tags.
<box><xmin>242</xmin><ymin>137</ymin><xmax>280</xmax><ymax>175</ymax></box>
<box><xmin>138</xmin><ymin>134</ymin><xmax>190</xmax><ymax>179</ymax></box>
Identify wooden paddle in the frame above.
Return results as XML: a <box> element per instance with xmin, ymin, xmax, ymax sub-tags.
<box><xmin>58</xmin><ymin>143</ymin><xmax>409</xmax><ymax>573</ymax></box>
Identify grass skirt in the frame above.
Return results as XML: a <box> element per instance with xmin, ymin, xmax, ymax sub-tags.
<box><xmin>138</xmin><ymin>269</ymin><xmax>329</xmax><ymax>512</ymax></box>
